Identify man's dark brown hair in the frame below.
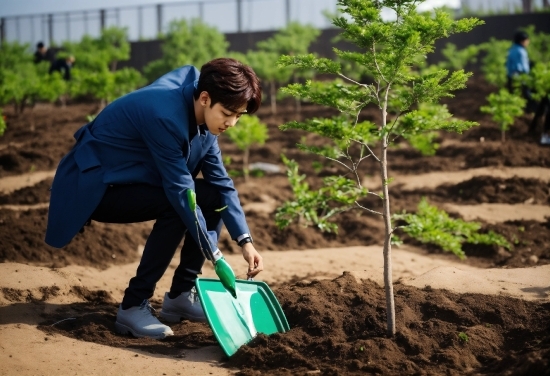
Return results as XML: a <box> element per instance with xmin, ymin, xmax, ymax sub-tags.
<box><xmin>195</xmin><ymin>58</ymin><xmax>262</xmax><ymax>114</ymax></box>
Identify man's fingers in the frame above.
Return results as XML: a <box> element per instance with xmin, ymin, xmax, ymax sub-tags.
<box><xmin>247</xmin><ymin>257</ymin><xmax>263</xmax><ymax>276</ymax></box>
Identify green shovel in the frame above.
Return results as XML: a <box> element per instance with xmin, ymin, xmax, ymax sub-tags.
<box><xmin>186</xmin><ymin>189</ymin><xmax>237</xmax><ymax>298</ymax></box>
<box><xmin>186</xmin><ymin>188</ymin><xmax>289</xmax><ymax>358</ymax></box>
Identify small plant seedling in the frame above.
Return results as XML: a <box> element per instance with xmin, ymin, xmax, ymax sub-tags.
<box><xmin>222</xmin><ymin>156</ymin><xmax>232</xmax><ymax>167</ymax></box>
<box><xmin>458</xmin><ymin>332</ymin><xmax>469</xmax><ymax>342</ymax></box>
<box><xmin>480</xmin><ymin>89</ymin><xmax>525</xmax><ymax>142</ymax></box>
<box><xmin>225</xmin><ymin>115</ymin><xmax>268</xmax><ymax>182</ymax></box>
<box><xmin>250</xmin><ymin>169</ymin><xmax>265</xmax><ymax>178</ymax></box>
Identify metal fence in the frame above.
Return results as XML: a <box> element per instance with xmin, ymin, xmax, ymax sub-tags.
<box><xmin>0</xmin><ymin>0</ymin><xmax>338</xmax><ymax>46</ymax></box>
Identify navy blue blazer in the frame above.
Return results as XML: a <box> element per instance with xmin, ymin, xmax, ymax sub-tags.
<box><xmin>45</xmin><ymin>66</ymin><xmax>250</xmax><ymax>252</ymax></box>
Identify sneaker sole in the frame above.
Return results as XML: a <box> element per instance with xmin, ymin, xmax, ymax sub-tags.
<box><xmin>115</xmin><ymin>321</ymin><xmax>173</xmax><ymax>339</ymax></box>
<box><xmin>159</xmin><ymin>310</ymin><xmax>207</xmax><ymax>323</ymax></box>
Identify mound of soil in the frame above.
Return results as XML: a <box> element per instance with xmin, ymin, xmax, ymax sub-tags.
<box><xmin>36</xmin><ymin>273</ymin><xmax>550</xmax><ymax>375</ymax></box>
<box><xmin>394</xmin><ymin>176</ymin><xmax>550</xmax><ymax>206</ymax></box>
<box><xmin>0</xmin><ymin>208</ymin><xmax>150</xmax><ymax>269</ymax></box>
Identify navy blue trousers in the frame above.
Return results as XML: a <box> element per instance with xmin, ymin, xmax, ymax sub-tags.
<box><xmin>90</xmin><ymin>179</ymin><xmax>222</xmax><ymax>308</ymax></box>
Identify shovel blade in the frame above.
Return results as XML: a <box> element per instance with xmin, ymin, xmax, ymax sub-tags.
<box><xmin>195</xmin><ymin>278</ymin><xmax>290</xmax><ymax>357</ymax></box>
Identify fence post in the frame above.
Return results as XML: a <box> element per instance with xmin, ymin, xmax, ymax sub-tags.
<box><xmin>66</xmin><ymin>12</ymin><xmax>70</xmax><ymax>41</ymax></box>
<box><xmin>0</xmin><ymin>18</ymin><xmax>4</xmax><ymax>45</ymax></box>
<box><xmin>100</xmin><ymin>9</ymin><xmax>106</xmax><ymax>30</ymax></box>
<box><xmin>15</xmin><ymin>16</ymin><xmax>20</xmax><ymax>41</ymax></box>
<box><xmin>157</xmin><ymin>3</ymin><xmax>162</xmax><ymax>35</ymax></box>
<box><xmin>286</xmin><ymin>0</ymin><xmax>291</xmax><ymax>25</ymax></box>
<box><xmin>237</xmin><ymin>0</ymin><xmax>242</xmax><ymax>32</ymax></box>
<box><xmin>48</xmin><ymin>13</ymin><xmax>53</xmax><ymax>45</ymax></box>
<box><xmin>138</xmin><ymin>6</ymin><xmax>143</xmax><ymax>39</ymax></box>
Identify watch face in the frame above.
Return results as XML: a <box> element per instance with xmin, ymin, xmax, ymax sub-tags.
<box><xmin>239</xmin><ymin>237</ymin><xmax>253</xmax><ymax>246</ymax></box>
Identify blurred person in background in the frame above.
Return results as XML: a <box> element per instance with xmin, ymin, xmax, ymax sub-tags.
<box><xmin>49</xmin><ymin>55</ymin><xmax>75</xmax><ymax>81</ymax></box>
<box><xmin>45</xmin><ymin>58</ymin><xmax>264</xmax><ymax>340</ymax></box>
<box><xmin>530</xmin><ymin>95</ymin><xmax>550</xmax><ymax>145</ymax></box>
<box><xmin>505</xmin><ymin>30</ymin><xmax>537</xmax><ymax>114</ymax></box>
<box><xmin>33</xmin><ymin>41</ymin><xmax>56</xmax><ymax>65</ymax></box>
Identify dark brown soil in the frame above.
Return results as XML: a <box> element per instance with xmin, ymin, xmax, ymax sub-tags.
<box><xmin>33</xmin><ymin>273</ymin><xmax>550</xmax><ymax>375</ymax></box>
<box><xmin>2</xmin><ymin>75</ymin><xmax>550</xmax><ymax>375</ymax></box>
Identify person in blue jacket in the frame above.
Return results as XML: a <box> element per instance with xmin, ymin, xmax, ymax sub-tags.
<box><xmin>505</xmin><ymin>30</ymin><xmax>536</xmax><ymax>113</ymax></box>
<box><xmin>45</xmin><ymin>58</ymin><xmax>264</xmax><ymax>339</ymax></box>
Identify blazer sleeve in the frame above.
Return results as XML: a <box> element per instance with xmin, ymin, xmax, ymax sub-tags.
<box><xmin>200</xmin><ymin>137</ymin><xmax>251</xmax><ymax>240</ymax></box>
<box><xmin>138</xmin><ymin>115</ymin><xmax>219</xmax><ymax>255</ymax></box>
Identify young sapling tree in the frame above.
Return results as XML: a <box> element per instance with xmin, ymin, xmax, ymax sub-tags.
<box><xmin>480</xmin><ymin>89</ymin><xmax>525</xmax><ymax>142</ymax></box>
<box><xmin>256</xmin><ymin>22</ymin><xmax>320</xmax><ymax>114</ymax></box>
<box><xmin>225</xmin><ymin>115</ymin><xmax>269</xmax><ymax>181</ymax></box>
<box><xmin>275</xmin><ymin>0</ymin><xmax>483</xmax><ymax>336</ymax></box>
<box><xmin>143</xmin><ymin>19</ymin><xmax>228</xmax><ymax>83</ymax></box>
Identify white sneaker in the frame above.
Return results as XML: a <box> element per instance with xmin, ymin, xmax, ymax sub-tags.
<box><xmin>159</xmin><ymin>288</ymin><xmax>207</xmax><ymax>323</ymax></box>
<box><xmin>540</xmin><ymin>133</ymin><xmax>550</xmax><ymax>146</ymax></box>
<box><xmin>115</xmin><ymin>300</ymin><xmax>174</xmax><ymax>339</ymax></box>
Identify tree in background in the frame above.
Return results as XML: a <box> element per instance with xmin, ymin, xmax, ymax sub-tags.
<box><xmin>478</xmin><ymin>38</ymin><xmax>511</xmax><ymax>88</ymax></box>
<box><xmin>233</xmin><ymin>50</ymin><xmax>292</xmax><ymax>115</ymax></box>
<box><xmin>95</xmin><ymin>26</ymin><xmax>132</xmax><ymax>72</ymax></box>
<box><xmin>233</xmin><ymin>22</ymin><xmax>320</xmax><ymax>115</ymax></box>
<box><xmin>275</xmin><ymin>0</ymin><xmax>482</xmax><ymax>336</ymax></box>
<box><xmin>63</xmin><ymin>27</ymin><xmax>145</xmax><ymax>109</ymax></box>
<box><xmin>439</xmin><ymin>43</ymin><xmax>480</xmax><ymax>71</ymax></box>
<box><xmin>225</xmin><ymin>115</ymin><xmax>268</xmax><ymax>182</ymax></box>
<box><xmin>143</xmin><ymin>19</ymin><xmax>228</xmax><ymax>83</ymax></box>
<box><xmin>0</xmin><ymin>41</ymin><xmax>66</xmax><ymax>115</ymax></box>
<box><xmin>256</xmin><ymin>22</ymin><xmax>320</xmax><ymax>114</ymax></box>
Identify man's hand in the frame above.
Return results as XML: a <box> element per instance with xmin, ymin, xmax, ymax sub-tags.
<box><xmin>241</xmin><ymin>242</ymin><xmax>263</xmax><ymax>278</ymax></box>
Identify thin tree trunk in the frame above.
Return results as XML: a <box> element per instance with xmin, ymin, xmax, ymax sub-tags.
<box><xmin>243</xmin><ymin>147</ymin><xmax>250</xmax><ymax>182</ymax></box>
<box><xmin>380</xmin><ymin>85</ymin><xmax>396</xmax><ymax>337</ymax></box>
<box><xmin>544</xmin><ymin>0</ymin><xmax>549</xmax><ymax>8</ymax></box>
<box><xmin>502</xmin><ymin>128</ymin><xmax>506</xmax><ymax>143</ymax></box>
<box><xmin>293</xmin><ymin>72</ymin><xmax>301</xmax><ymax>116</ymax></box>
<box><xmin>522</xmin><ymin>0</ymin><xmax>532</xmax><ymax>12</ymax></box>
<box><xmin>270</xmin><ymin>81</ymin><xmax>277</xmax><ymax>115</ymax></box>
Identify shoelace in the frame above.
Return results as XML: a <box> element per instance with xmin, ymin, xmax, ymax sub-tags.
<box><xmin>139</xmin><ymin>299</ymin><xmax>157</xmax><ymax>314</ymax></box>
<box><xmin>188</xmin><ymin>287</ymin><xmax>200</xmax><ymax>304</ymax></box>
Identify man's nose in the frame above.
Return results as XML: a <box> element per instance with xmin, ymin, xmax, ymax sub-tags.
<box><xmin>227</xmin><ymin>117</ymin><xmax>238</xmax><ymax>127</ymax></box>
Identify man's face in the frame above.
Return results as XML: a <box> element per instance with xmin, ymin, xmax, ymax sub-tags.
<box><xmin>201</xmin><ymin>95</ymin><xmax>247</xmax><ymax>136</ymax></box>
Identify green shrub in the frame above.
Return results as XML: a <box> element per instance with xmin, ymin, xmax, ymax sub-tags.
<box><xmin>394</xmin><ymin>198</ymin><xmax>511</xmax><ymax>259</ymax></box>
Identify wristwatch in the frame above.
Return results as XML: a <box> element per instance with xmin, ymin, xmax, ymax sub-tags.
<box><xmin>237</xmin><ymin>233</ymin><xmax>253</xmax><ymax>247</ymax></box>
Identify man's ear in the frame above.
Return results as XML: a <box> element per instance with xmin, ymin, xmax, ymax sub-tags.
<box><xmin>199</xmin><ymin>91</ymin><xmax>210</xmax><ymax>107</ymax></box>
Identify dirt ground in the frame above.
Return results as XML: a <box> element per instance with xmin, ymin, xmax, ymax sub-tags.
<box><xmin>1</xmin><ymin>75</ymin><xmax>549</xmax><ymax>375</ymax></box>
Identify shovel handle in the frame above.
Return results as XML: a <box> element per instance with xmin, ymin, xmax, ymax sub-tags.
<box><xmin>187</xmin><ymin>189</ymin><xmax>197</xmax><ymax>212</ymax></box>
